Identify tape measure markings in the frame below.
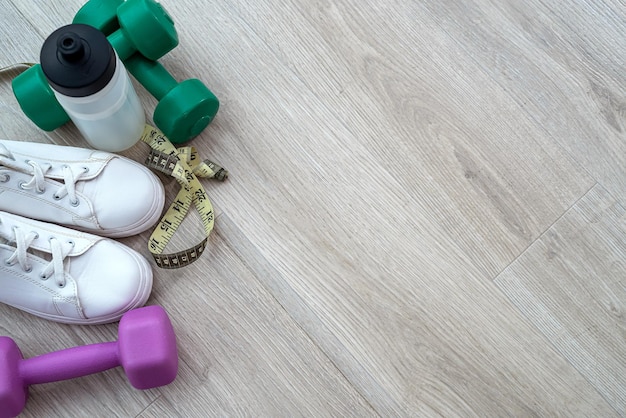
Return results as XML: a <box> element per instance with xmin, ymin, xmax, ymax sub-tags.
<box><xmin>153</xmin><ymin>238</ymin><xmax>207</xmax><ymax>269</ymax></box>
<box><xmin>140</xmin><ymin>125</ymin><xmax>227</xmax><ymax>268</ymax></box>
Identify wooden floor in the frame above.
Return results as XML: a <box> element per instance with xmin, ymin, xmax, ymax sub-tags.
<box><xmin>1</xmin><ymin>0</ymin><xmax>625</xmax><ymax>416</ymax></box>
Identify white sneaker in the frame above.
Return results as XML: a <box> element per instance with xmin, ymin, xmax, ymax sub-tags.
<box><xmin>0</xmin><ymin>211</ymin><xmax>153</xmax><ymax>324</ymax></box>
<box><xmin>0</xmin><ymin>139</ymin><xmax>164</xmax><ymax>238</ymax></box>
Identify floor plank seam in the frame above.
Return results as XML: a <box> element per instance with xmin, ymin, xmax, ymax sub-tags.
<box><xmin>492</xmin><ymin>181</ymin><xmax>625</xmax><ymax>415</ymax></box>
<box><xmin>134</xmin><ymin>394</ymin><xmax>163</xmax><ymax>418</ymax></box>
<box><xmin>493</xmin><ymin>181</ymin><xmax>598</xmax><ymax>281</ymax></box>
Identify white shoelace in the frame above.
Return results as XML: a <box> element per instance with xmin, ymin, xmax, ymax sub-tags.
<box><xmin>0</xmin><ymin>143</ymin><xmax>87</xmax><ymax>205</ymax></box>
<box><xmin>1</xmin><ymin>224</ymin><xmax>74</xmax><ymax>287</ymax></box>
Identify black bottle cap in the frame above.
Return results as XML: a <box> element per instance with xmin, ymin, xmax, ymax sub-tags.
<box><xmin>40</xmin><ymin>24</ymin><xmax>116</xmax><ymax>97</ymax></box>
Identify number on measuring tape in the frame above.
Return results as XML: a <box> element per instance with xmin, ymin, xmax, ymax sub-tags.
<box><xmin>141</xmin><ymin>125</ymin><xmax>227</xmax><ymax>269</ymax></box>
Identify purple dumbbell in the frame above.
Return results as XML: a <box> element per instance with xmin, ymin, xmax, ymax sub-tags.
<box><xmin>0</xmin><ymin>305</ymin><xmax>178</xmax><ymax>417</ymax></box>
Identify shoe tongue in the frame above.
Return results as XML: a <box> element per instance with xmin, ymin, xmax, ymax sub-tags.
<box><xmin>72</xmin><ymin>167</ymin><xmax>94</xmax><ymax>195</ymax></box>
<box><xmin>67</xmin><ymin>243</ymin><xmax>91</xmax><ymax>279</ymax></box>
<box><xmin>0</xmin><ymin>239</ymin><xmax>52</xmax><ymax>262</ymax></box>
<box><xmin>75</xmin><ymin>178</ymin><xmax>86</xmax><ymax>194</ymax></box>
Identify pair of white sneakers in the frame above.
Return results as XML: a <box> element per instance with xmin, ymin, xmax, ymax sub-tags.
<box><xmin>0</xmin><ymin>139</ymin><xmax>164</xmax><ymax>325</ymax></box>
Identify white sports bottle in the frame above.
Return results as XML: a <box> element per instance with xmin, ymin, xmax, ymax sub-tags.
<box><xmin>40</xmin><ymin>24</ymin><xmax>145</xmax><ymax>152</ymax></box>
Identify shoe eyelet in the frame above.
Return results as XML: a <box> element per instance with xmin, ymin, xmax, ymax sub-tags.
<box><xmin>18</xmin><ymin>181</ymin><xmax>27</xmax><ymax>190</ymax></box>
<box><xmin>40</xmin><ymin>273</ymin><xmax>48</xmax><ymax>280</ymax></box>
<box><xmin>58</xmin><ymin>282</ymin><xmax>65</xmax><ymax>288</ymax></box>
<box><xmin>4</xmin><ymin>259</ymin><xmax>14</xmax><ymax>266</ymax></box>
<box><xmin>67</xmin><ymin>240</ymin><xmax>75</xmax><ymax>247</ymax></box>
<box><xmin>24</xmin><ymin>265</ymin><xmax>32</xmax><ymax>273</ymax></box>
<box><xmin>82</xmin><ymin>166</ymin><xmax>89</xmax><ymax>173</ymax></box>
<box><xmin>70</xmin><ymin>199</ymin><xmax>80</xmax><ymax>207</ymax></box>
<box><xmin>0</xmin><ymin>174</ymin><xmax>9</xmax><ymax>183</ymax></box>
<box><xmin>53</xmin><ymin>194</ymin><xmax>62</xmax><ymax>201</ymax></box>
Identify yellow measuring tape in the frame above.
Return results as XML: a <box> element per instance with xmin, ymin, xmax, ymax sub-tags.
<box><xmin>140</xmin><ymin>125</ymin><xmax>227</xmax><ymax>269</ymax></box>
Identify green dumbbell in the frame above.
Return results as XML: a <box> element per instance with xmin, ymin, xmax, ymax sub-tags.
<box><xmin>11</xmin><ymin>65</ymin><xmax>70</xmax><ymax>131</ymax></box>
<box><xmin>72</xmin><ymin>0</ymin><xmax>123</xmax><ymax>35</ymax></box>
<box><xmin>125</xmin><ymin>54</ymin><xmax>219</xmax><ymax>144</ymax></box>
<box><xmin>74</xmin><ymin>0</ymin><xmax>218</xmax><ymax>143</ymax></box>
<box><xmin>74</xmin><ymin>0</ymin><xmax>178</xmax><ymax>61</ymax></box>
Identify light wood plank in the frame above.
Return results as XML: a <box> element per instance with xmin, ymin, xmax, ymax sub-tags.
<box><xmin>495</xmin><ymin>184</ymin><xmax>626</xmax><ymax>415</ymax></box>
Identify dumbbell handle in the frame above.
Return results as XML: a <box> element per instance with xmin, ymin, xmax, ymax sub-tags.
<box><xmin>20</xmin><ymin>341</ymin><xmax>120</xmax><ymax>385</ymax></box>
<box><xmin>125</xmin><ymin>54</ymin><xmax>176</xmax><ymax>101</ymax></box>
<box><xmin>108</xmin><ymin>30</ymin><xmax>135</xmax><ymax>61</ymax></box>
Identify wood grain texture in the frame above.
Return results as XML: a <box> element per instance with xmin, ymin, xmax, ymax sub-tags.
<box><xmin>141</xmin><ymin>229</ymin><xmax>376</xmax><ymax>417</ymax></box>
<box><xmin>415</xmin><ymin>0</ymin><xmax>626</xmax><ymax>203</ymax></box>
<box><xmin>209</xmin><ymin>0</ymin><xmax>596</xmax><ymax>278</ymax></box>
<box><xmin>215</xmin><ymin>203</ymin><xmax>616</xmax><ymax>416</ymax></box>
<box><xmin>495</xmin><ymin>184</ymin><xmax>626</xmax><ymax>415</ymax></box>
<box><xmin>0</xmin><ymin>0</ymin><xmax>624</xmax><ymax>416</ymax></box>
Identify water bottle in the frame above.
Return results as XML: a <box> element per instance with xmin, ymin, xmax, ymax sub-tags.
<box><xmin>40</xmin><ymin>24</ymin><xmax>145</xmax><ymax>152</ymax></box>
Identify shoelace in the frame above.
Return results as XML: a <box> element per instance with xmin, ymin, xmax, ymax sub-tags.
<box><xmin>0</xmin><ymin>143</ymin><xmax>87</xmax><ymax>205</ymax></box>
<box><xmin>0</xmin><ymin>224</ymin><xmax>74</xmax><ymax>287</ymax></box>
